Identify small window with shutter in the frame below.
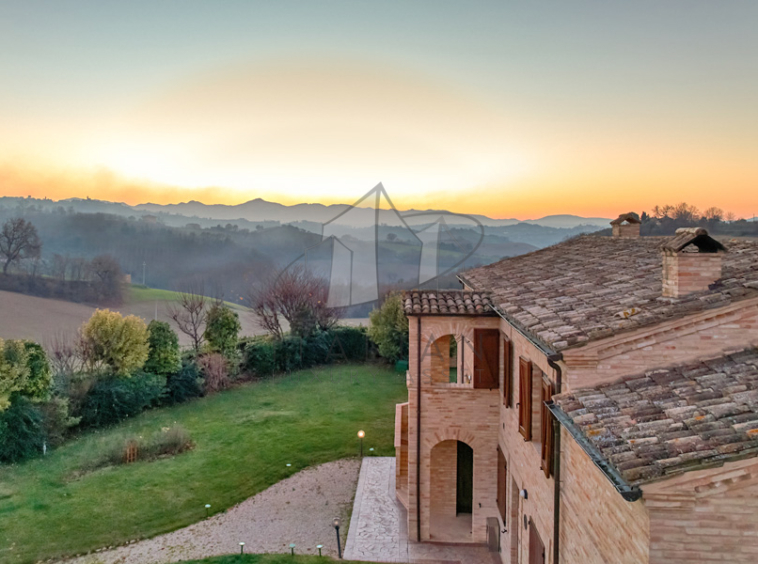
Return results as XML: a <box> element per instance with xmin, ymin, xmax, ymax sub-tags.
<box><xmin>473</xmin><ymin>329</ymin><xmax>500</xmax><ymax>389</ymax></box>
<box><xmin>503</xmin><ymin>337</ymin><xmax>513</xmax><ymax>407</ymax></box>
<box><xmin>540</xmin><ymin>377</ymin><xmax>555</xmax><ymax>478</ymax></box>
<box><xmin>518</xmin><ymin>358</ymin><xmax>532</xmax><ymax>440</ymax></box>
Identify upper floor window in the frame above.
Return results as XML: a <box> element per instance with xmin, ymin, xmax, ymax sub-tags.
<box><xmin>503</xmin><ymin>337</ymin><xmax>513</xmax><ymax>407</ymax></box>
<box><xmin>540</xmin><ymin>378</ymin><xmax>555</xmax><ymax>478</ymax></box>
<box><xmin>473</xmin><ymin>328</ymin><xmax>499</xmax><ymax>389</ymax></box>
<box><xmin>518</xmin><ymin>358</ymin><xmax>532</xmax><ymax>440</ymax></box>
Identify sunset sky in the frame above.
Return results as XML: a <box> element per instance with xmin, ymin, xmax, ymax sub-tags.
<box><xmin>1</xmin><ymin>1</ymin><xmax>757</xmax><ymax>219</ymax></box>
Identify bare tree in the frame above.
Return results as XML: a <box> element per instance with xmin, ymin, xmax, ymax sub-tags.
<box><xmin>51</xmin><ymin>254</ymin><xmax>70</xmax><ymax>280</ymax></box>
<box><xmin>89</xmin><ymin>254</ymin><xmax>123</xmax><ymax>302</ymax></box>
<box><xmin>0</xmin><ymin>218</ymin><xmax>41</xmax><ymax>275</ymax></box>
<box><xmin>47</xmin><ymin>332</ymin><xmax>85</xmax><ymax>379</ymax></box>
<box><xmin>702</xmin><ymin>207</ymin><xmax>724</xmax><ymax>222</ymax></box>
<box><xmin>167</xmin><ymin>285</ymin><xmax>207</xmax><ymax>352</ymax></box>
<box><xmin>250</xmin><ymin>264</ymin><xmax>343</xmax><ymax>339</ymax></box>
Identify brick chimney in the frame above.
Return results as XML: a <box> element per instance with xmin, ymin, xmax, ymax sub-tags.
<box><xmin>610</xmin><ymin>213</ymin><xmax>641</xmax><ymax>238</ymax></box>
<box><xmin>661</xmin><ymin>228</ymin><xmax>726</xmax><ymax>298</ymax></box>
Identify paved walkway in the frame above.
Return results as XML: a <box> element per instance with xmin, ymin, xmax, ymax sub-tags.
<box><xmin>344</xmin><ymin>457</ymin><xmax>499</xmax><ymax>564</ymax></box>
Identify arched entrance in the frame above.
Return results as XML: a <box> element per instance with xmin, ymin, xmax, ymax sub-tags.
<box><xmin>429</xmin><ymin>440</ymin><xmax>473</xmax><ymax>542</ymax></box>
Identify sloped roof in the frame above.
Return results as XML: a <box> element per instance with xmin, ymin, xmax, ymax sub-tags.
<box><xmin>662</xmin><ymin>227</ymin><xmax>727</xmax><ymax>253</ymax></box>
<box><xmin>610</xmin><ymin>213</ymin><xmax>641</xmax><ymax>225</ymax></box>
<box><xmin>553</xmin><ymin>348</ymin><xmax>758</xmax><ymax>486</ymax></box>
<box><xmin>403</xmin><ymin>290</ymin><xmax>495</xmax><ymax>316</ymax></box>
<box><xmin>460</xmin><ymin>235</ymin><xmax>758</xmax><ymax>351</ymax></box>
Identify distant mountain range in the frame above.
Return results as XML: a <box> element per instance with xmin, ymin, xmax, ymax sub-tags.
<box><xmin>129</xmin><ymin>198</ymin><xmax>611</xmax><ymax>229</ymax></box>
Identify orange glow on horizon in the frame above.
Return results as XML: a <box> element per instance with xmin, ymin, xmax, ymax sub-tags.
<box><xmin>1</xmin><ymin>161</ymin><xmax>755</xmax><ymax>222</ymax></box>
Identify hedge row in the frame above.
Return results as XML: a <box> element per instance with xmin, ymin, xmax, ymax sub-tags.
<box><xmin>241</xmin><ymin>326</ymin><xmax>373</xmax><ymax>378</ymax></box>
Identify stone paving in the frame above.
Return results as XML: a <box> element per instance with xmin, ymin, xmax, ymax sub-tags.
<box><xmin>344</xmin><ymin>457</ymin><xmax>499</xmax><ymax>564</ymax></box>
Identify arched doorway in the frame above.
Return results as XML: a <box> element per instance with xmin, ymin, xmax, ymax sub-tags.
<box><xmin>429</xmin><ymin>440</ymin><xmax>473</xmax><ymax>542</ymax></box>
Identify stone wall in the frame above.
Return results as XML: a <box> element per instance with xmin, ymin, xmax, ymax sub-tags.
<box><xmin>559</xmin><ymin>427</ymin><xmax>650</xmax><ymax>564</ymax></box>
<box><xmin>644</xmin><ymin>458</ymin><xmax>758</xmax><ymax>564</ymax></box>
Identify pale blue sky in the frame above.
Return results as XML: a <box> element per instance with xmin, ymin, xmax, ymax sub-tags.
<box><xmin>1</xmin><ymin>1</ymin><xmax>757</xmax><ymax>216</ymax></box>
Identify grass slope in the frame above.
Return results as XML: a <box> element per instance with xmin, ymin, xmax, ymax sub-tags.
<box><xmin>0</xmin><ymin>364</ymin><xmax>405</xmax><ymax>564</ymax></box>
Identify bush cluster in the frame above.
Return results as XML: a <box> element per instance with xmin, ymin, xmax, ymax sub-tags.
<box><xmin>1</xmin><ymin>300</ymin><xmax>400</xmax><ymax>466</ymax></box>
<box><xmin>78</xmin><ymin>372</ymin><xmax>167</xmax><ymax>429</ymax></box>
<box><xmin>241</xmin><ymin>326</ymin><xmax>371</xmax><ymax>377</ymax></box>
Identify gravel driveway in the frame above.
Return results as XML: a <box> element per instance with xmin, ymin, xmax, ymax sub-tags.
<box><xmin>66</xmin><ymin>459</ymin><xmax>361</xmax><ymax>564</ymax></box>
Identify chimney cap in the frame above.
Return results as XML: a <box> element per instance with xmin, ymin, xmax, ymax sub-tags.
<box><xmin>610</xmin><ymin>213</ymin><xmax>641</xmax><ymax>226</ymax></box>
<box><xmin>663</xmin><ymin>228</ymin><xmax>726</xmax><ymax>253</ymax></box>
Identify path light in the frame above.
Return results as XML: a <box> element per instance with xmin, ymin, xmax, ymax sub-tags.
<box><xmin>317</xmin><ymin>544</ymin><xmax>323</xmax><ymax>556</ymax></box>
<box><xmin>205</xmin><ymin>504</ymin><xmax>211</xmax><ymax>518</ymax></box>
<box><xmin>357</xmin><ymin>430</ymin><xmax>365</xmax><ymax>457</ymax></box>
<box><xmin>289</xmin><ymin>543</ymin><xmax>296</xmax><ymax>555</ymax></box>
<box><xmin>369</xmin><ymin>447</ymin><xmax>374</xmax><ymax>455</ymax></box>
<box><xmin>239</xmin><ymin>542</ymin><xmax>245</xmax><ymax>554</ymax></box>
<box><xmin>333</xmin><ymin>517</ymin><xmax>342</xmax><ymax>559</ymax></box>
<box><xmin>286</xmin><ymin>463</ymin><xmax>291</xmax><ymax>467</ymax></box>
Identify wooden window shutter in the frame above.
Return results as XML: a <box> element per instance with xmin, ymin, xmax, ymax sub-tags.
<box><xmin>473</xmin><ymin>329</ymin><xmax>500</xmax><ymax>389</ymax></box>
<box><xmin>540</xmin><ymin>378</ymin><xmax>555</xmax><ymax>478</ymax></box>
<box><xmin>503</xmin><ymin>337</ymin><xmax>513</xmax><ymax>407</ymax></box>
<box><xmin>497</xmin><ymin>447</ymin><xmax>507</xmax><ymax>521</ymax></box>
<box><xmin>518</xmin><ymin>358</ymin><xmax>532</xmax><ymax>440</ymax></box>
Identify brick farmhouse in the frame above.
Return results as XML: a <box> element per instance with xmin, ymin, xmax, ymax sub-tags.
<box><xmin>393</xmin><ymin>216</ymin><xmax>758</xmax><ymax>563</ymax></box>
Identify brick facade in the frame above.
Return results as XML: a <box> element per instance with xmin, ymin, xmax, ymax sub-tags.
<box><xmin>398</xmin><ymin>265</ymin><xmax>758</xmax><ymax>562</ymax></box>
<box><xmin>662</xmin><ymin>250</ymin><xmax>724</xmax><ymax>298</ymax></box>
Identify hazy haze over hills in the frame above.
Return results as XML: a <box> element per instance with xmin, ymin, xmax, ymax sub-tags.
<box><xmin>102</xmin><ymin>197</ymin><xmax>611</xmax><ymax>229</ymax></box>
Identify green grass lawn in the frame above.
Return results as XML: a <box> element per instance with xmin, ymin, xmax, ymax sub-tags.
<box><xmin>127</xmin><ymin>284</ymin><xmax>186</xmax><ymax>303</ymax></box>
<box><xmin>0</xmin><ymin>364</ymin><xmax>406</xmax><ymax>564</ymax></box>
<box><xmin>127</xmin><ymin>285</ymin><xmax>249</xmax><ymax>311</ymax></box>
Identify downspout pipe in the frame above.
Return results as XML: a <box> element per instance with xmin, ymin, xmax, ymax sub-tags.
<box><xmin>416</xmin><ymin>315</ymin><xmax>422</xmax><ymax>542</ymax></box>
<box><xmin>547</xmin><ymin>354</ymin><xmax>563</xmax><ymax>564</ymax></box>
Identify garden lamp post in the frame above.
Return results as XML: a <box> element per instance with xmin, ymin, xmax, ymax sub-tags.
<box><xmin>239</xmin><ymin>542</ymin><xmax>245</xmax><ymax>554</ymax></box>
<box><xmin>333</xmin><ymin>517</ymin><xmax>342</xmax><ymax>559</ymax></box>
<box><xmin>205</xmin><ymin>504</ymin><xmax>211</xmax><ymax>518</ymax></box>
<box><xmin>317</xmin><ymin>544</ymin><xmax>323</xmax><ymax>556</ymax></box>
<box><xmin>357</xmin><ymin>430</ymin><xmax>365</xmax><ymax>457</ymax></box>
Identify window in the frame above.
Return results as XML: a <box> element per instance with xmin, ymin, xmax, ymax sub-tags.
<box><xmin>540</xmin><ymin>377</ymin><xmax>555</xmax><ymax>478</ymax></box>
<box><xmin>473</xmin><ymin>329</ymin><xmax>500</xmax><ymax>389</ymax></box>
<box><xmin>518</xmin><ymin>358</ymin><xmax>532</xmax><ymax>440</ymax></box>
<box><xmin>497</xmin><ymin>447</ymin><xmax>507</xmax><ymax>522</ymax></box>
<box><xmin>503</xmin><ymin>337</ymin><xmax>513</xmax><ymax>407</ymax></box>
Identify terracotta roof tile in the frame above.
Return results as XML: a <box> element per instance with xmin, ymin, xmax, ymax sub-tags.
<box><xmin>403</xmin><ymin>290</ymin><xmax>495</xmax><ymax>316</ymax></box>
<box><xmin>554</xmin><ymin>348</ymin><xmax>758</xmax><ymax>485</ymax></box>
<box><xmin>461</xmin><ymin>235</ymin><xmax>758</xmax><ymax>351</ymax></box>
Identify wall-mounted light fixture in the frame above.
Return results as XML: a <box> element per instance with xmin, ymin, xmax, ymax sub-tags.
<box><xmin>520</xmin><ymin>489</ymin><xmax>528</xmax><ymax>500</ymax></box>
